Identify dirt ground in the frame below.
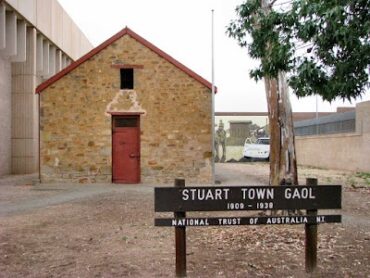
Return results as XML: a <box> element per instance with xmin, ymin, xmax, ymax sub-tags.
<box><xmin>0</xmin><ymin>163</ymin><xmax>369</xmax><ymax>277</ymax></box>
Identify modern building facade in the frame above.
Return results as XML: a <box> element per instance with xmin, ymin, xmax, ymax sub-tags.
<box><xmin>0</xmin><ymin>0</ymin><xmax>93</xmax><ymax>176</ymax></box>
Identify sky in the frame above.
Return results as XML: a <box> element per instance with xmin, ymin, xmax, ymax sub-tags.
<box><xmin>58</xmin><ymin>0</ymin><xmax>370</xmax><ymax>113</ymax></box>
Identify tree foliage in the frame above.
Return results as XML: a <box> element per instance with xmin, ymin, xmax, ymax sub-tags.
<box><xmin>227</xmin><ymin>0</ymin><xmax>370</xmax><ymax>102</ymax></box>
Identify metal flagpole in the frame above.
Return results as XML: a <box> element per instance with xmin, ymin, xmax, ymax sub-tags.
<box><xmin>211</xmin><ymin>9</ymin><xmax>215</xmax><ymax>184</ymax></box>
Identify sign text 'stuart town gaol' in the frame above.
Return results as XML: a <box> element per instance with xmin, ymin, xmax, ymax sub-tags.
<box><xmin>155</xmin><ymin>186</ymin><xmax>341</xmax><ymax>212</ymax></box>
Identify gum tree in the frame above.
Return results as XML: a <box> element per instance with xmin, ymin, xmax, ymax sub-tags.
<box><xmin>227</xmin><ymin>0</ymin><xmax>370</xmax><ymax>186</ymax></box>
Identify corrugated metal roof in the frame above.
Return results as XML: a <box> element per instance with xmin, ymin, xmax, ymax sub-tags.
<box><xmin>294</xmin><ymin>111</ymin><xmax>355</xmax><ymax>128</ymax></box>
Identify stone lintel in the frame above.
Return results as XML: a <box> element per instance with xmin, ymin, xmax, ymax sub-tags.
<box><xmin>111</xmin><ymin>64</ymin><xmax>144</xmax><ymax>69</ymax></box>
<box><xmin>107</xmin><ymin>111</ymin><xmax>145</xmax><ymax>116</ymax></box>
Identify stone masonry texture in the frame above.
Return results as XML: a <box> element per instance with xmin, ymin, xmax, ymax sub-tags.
<box><xmin>40</xmin><ymin>34</ymin><xmax>212</xmax><ymax>184</ymax></box>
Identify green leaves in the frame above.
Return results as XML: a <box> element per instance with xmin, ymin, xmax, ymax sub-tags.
<box><xmin>227</xmin><ymin>0</ymin><xmax>370</xmax><ymax>102</ymax></box>
<box><xmin>227</xmin><ymin>0</ymin><xmax>296</xmax><ymax>79</ymax></box>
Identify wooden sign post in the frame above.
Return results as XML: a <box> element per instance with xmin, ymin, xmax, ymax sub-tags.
<box><xmin>174</xmin><ymin>179</ymin><xmax>186</xmax><ymax>277</ymax></box>
<box><xmin>305</xmin><ymin>178</ymin><xmax>318</xmax><ymax>273</ymax></box>
<box><xmin>154</xmin><ymin>180</ymin><xmax>342</xmax><ymax>276</ymax></box>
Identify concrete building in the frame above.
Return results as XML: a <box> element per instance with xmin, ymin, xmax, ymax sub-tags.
<box><xmin>0</xmin><ymin>0</ymin><xmax>93</xmax><ymax>176</ymax></box>
<box><xmin>37</xmin><ymin>27</ymin><xmax>213</xmax><ymax>184</ymax></box>
<box><xmin>295</xmin><ymin>100</ymin><xmax>370</xmax><ymax>172</ymax></box>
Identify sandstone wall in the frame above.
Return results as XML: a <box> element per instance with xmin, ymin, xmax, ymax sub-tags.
<box><xmin>40</xmin><ymin>35</ymin><xmax>212</xmax><ymax>184</ymax></box>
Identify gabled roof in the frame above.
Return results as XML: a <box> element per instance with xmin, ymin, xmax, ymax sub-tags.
<box><xmin>36</xmin><ymin>27</ymin><xmax>215</xmax><ymax>93</ymax></box>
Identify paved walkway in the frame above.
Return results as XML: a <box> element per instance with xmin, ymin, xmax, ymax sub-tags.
<box><xmin>0</xmin><ymin>164</ymin><xmax>267</xmax><ymax>216</ymax></box>
<box><xmin>0</xmin><ymin>174</ymin><xmax>154</xmax><ymax>216</ymax></box>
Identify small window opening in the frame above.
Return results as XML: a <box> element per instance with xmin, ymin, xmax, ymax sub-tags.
<box><xmin>114</xmin><ymin>117</ymin><xmax>138</xmax><ymax>128</ymax></box>
<box><xmin>120</xmin><ymin>68</ymin><xmax>134</xmax><ymax>89</ymax></box>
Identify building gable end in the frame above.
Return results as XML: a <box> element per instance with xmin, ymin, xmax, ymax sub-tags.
<box><xmin>36</xmin><ymin>27</ymin><xmax>215</xmax><ymax>93</ymax></box>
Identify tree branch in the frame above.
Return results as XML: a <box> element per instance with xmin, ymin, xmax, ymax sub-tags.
<box><xmin>269</xmin><ymin>0</ymin><xmax>278</xmax><ymax>8</ymax></box>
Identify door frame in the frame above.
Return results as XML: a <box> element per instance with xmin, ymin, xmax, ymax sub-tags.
<box><xmin>109</xmin><ymin>112</ymin><xmax>144</xmax><ymax>184</ymax></box>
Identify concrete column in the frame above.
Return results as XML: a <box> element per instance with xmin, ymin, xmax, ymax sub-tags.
<box><xmin>11</xmin><ymin>27</ymin><xmax>38</xmax><ymax>174</ymax></box>
<box><xmin>42</xmin><ymin>39</ymin><xmax>49</xmax><ymax>77</ymax></box>
<box><xmin>12</xmin><ymin>20</ymin><xmax>27</xmax><ymax>62</ymax></box>
<box><xmin>4</xmin><ymin>11</ymin><xmax>17</xmax><ymax>56</ymax></box>
<box><xmin>0</xmin><ymin>2</ymin><xmax>5</xmax><ymax>50</ymax></box>
<box><xmin>61</xmin><ymin>53</ymin><xmax>67</xmax><ymax>68</ymax></box>
<box><xmin>56</xmin><ymin>49</ymin><xmax>62</xmax><ymax>72</ymax></box>
<box><xmin>36</xmin><ymin>34</ymin><xmax>43</xmax><ymax>75</ymax></box>
<box><xmin>49</xmin><ymin>44</ymin><xmax>56</xmax><ymax>77</ymax></box>
<box><xmin>0</xmin><ymin>55</ymin><xmax>11</xmax><ymax>175</ymax></box>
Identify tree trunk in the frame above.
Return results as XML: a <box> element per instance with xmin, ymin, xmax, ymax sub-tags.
<box><xmin>260</xmin><ymin>0</ymin><xmax>298</xmax><ymax>186</ymax></box>
<box><xmin>264</xmin><ymin>72</ymin><xmax>298</xmax><ymax>186</ymax></box>
<box><xmin>264</xmin><ymin>77</ymin><xmax>280</xmax><ymax>186</ymax></box>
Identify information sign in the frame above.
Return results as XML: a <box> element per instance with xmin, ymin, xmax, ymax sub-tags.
<box><xmin>155</xmin><ymin>185</ymin><xmax>342</xmax><ymax>212</ymax></box>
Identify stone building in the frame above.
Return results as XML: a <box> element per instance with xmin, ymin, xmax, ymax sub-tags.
<box><xmin>36</xmin><ymin>27</ymin><xmax>213</xmax><ymax>184</ymax></box>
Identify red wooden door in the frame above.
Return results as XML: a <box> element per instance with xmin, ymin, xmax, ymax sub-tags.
<box><xmin>112</xmin><ymin>116</ymin><xmax>140</xmax><ymax>183</ymax></box>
